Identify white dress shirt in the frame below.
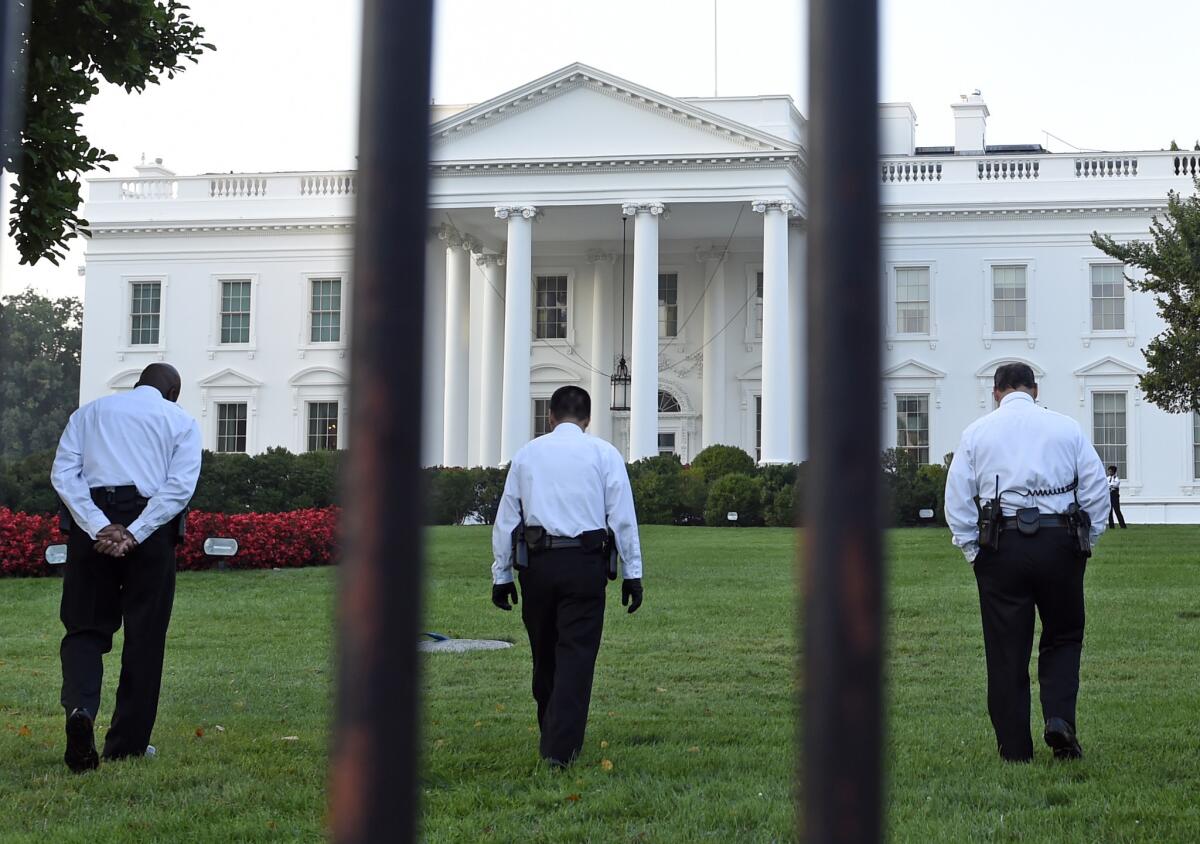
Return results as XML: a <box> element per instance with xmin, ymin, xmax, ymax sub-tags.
<box><xmin>1107</xmin><ymin>474</ymin><xmax>1121</xmax><ymax>492</ymax></box>
<box><xmin>945</xmin><ymin>391</ymin><xmax>1110</xmax><ymax>563</ymax></box>
<box><xmin>491</xmin><ymin>422</ymin><xmax>644</xmax><ymax>584</ymax></box>
<box><xmin>51</xmin><ymin>385</ymin><xmax>203</xmax><ymax>544</ymax></box>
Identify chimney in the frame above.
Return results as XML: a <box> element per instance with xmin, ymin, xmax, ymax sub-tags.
<box><xmin>133</xmin><ymin>156</ymin><xmax>175</xmax><ymax>178</ymax></box>
<box><xmin>879</xmin><ymin>103</ymin><xmax>917</xmax><ymax>156</ymax></box>
<box><xmin>952</xmin><ymin>91</ymin><xmax>988</xmax><ymax>154</ymax></box>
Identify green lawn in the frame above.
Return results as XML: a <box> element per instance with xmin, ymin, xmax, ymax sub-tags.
<box><xmin>1</xmin><ymin>526</ymin><xmax>1197</xmax><ymax>842</ymax></box>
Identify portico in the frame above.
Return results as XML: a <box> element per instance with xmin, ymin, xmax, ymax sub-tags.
<box><xmin>424</xmin><ymin>62</ymin><xmax>807</xmax><ymax>467</ymax></box>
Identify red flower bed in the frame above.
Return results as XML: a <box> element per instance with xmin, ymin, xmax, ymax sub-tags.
<box><xmin>0</xmin><ymin>507</ymin><xmax>340</xmax><ymax>577</ymax></box>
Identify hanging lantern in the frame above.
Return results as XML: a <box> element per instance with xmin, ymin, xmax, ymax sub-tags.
<box><xmin>610</xmin><ymin>355</ymin><xmax>631</xmax><ymax>411</ymax></box>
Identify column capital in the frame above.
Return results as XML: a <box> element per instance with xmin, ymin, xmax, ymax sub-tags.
<box><xmin>436</xmin><ymin>222</ymin><xmax>463</xmax><ymax>249</ymax></box>
<box><xmin>751</xmin><ymin>199</ymin><xmax>798</xmax><ymax>216</ymax></box>
<box><xmin>474</xmin><ymin>251</ymin><xmax>506</xmax><ymax>267</ymax></box>
<box><xmin>586</xmin><ymin>249</ymin><xmax>616</xmax><ymax>264</ymax></box>
<box><xmin>695</xmin><ymin>245</ymin><xmax>728</xmax><ymax>263</ymax></box>
<box><xmin>621</xmin><ymin>201</ymin><xmax>667</xmax><ymax>217</ymax></box>
<box><xmin>494</xmin><ymin>204</ymin><xmax>540</xmax><ymax>221</ymax></box>
<box><xmin>460</xmin><ymin>234</ymin><xmax>483</xmax><ymax>254</ymax></box>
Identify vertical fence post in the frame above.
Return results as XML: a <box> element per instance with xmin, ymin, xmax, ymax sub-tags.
<box><xmin>802</xmin><ymin>0</ymin><xmax>883</xmax><ymax>841</ymax></box>
<box><xmin>331</xmin><ymin>0</ymin><xmax>433</xmax><ymax>842</ymax></box>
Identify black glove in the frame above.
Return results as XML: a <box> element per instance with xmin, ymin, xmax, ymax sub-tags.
<box><xmin>621</xmin><ymin>578</ymin><xmax>643</xmax><ymax>614</ymax></box>
<box><xmin>492</xmin><ymin>582</ymin><xmax>518</xmax><ymax>611</ymax></box>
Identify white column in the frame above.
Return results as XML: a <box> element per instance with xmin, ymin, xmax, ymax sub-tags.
<box><xmin>440</xmin><ymin>227</ymin><xmax>474</xmax><ymax>467</ymax></box>
<box><xmin>588</xmin><ymin>250</ymin><xmax>615</xmax><ymax>443</ymax></box>
<box><xmin>698</xmin><ymin>246</ymin><xmax>728</xmax><ymax>448</ymax></box>
<box><xmin>623</xmin><ymin>201</ymin><xmax>665</xmax><ymax>462</ymax></box>
<box><xmin>789</xmin><ymin>220</ymin><xmax>807</xmax><ymax>462</ymax></box>
<box><xmin>497</xmin><ymin>205</ymin><xmax>538</xmax><ymax>463</ymax></box>
<box><xmin>422</xmin><ymin>234</ymin><xmax>447</xmax><ymax>467</ymax></box>
<box><xmin>753</xmin><ymin>199</ymin><xmax>793</xmax><ymax>464</ymax></box>
<box><xmin>477</xmin><ymin>251</ymin><xmax>506</xmax><ymax>467</ymax></box>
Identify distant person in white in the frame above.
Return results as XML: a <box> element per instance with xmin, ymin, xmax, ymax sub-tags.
<box><xmin>50</xmin><ymin>363</ymin><xmax>201</xmax><ymax>773</ymax></box>
<box><xmin>491</xmin><ymin>385</ymin><xmax>643</xmax><ymax>768</ymax></box>
<box><xmin>1106</xmin><ymin>466</ymin><xmax>1127</xmax><ymax>529</ymax></box>
<box><xmin>945</xmin><ymin>362</ymin><xmax>1108</xmax><ymax>763</ymax></box>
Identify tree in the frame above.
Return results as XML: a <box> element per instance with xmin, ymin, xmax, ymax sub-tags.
<box><xmin>0</xmin><ymin>289</ymin><xmax>82</xmax><ymax>460</ymax></box>
<box><xmin>5</xmin><ymin>0</ymin><xmax>213</xmax><ymax>265</ymax></box>
<box><xmin>1091</xmin><ymin>177</ymin><xmax>1200</xmax><ymax>414</ymax></box>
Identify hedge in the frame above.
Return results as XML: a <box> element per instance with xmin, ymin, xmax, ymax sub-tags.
<box><xmin>0</xmin><ymin>506</ymin><xmax>339</xmax><ymax>577</ymax></box>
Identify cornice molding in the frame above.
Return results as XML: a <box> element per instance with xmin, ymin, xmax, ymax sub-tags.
<box><xmin>882</xmin><ymin>204</ymin><xmax>1167</xmax><ymax>222</ymax></box>
<box><xmin>89</xmin><ymin>221</ymin><xmax>354</xmax><ymax>237</ymax></box>
<box><xmin>431</xmin><ymin>153</ymin><xmax>799</xmax><ymax>176</ymax></box>
<box><xmin>586</xmin><ymin>249</ymin><xmax>615</xmax><ymax>264</ymax></box>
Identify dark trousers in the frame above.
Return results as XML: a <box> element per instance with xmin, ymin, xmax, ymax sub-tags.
<box><xmin>60</xmin><ymin>501</ymin><xmax>177</xmax><ymax>759</ymax></box>
<box><xmin>973</xmin><ymin>528</ymin><xmax>1086</xmax><ymax>761</ymax></box>
<box><xmin>1109</xmin><ymin>490</ymin><xmax>1126</xmax><ymax>528</ymax></box>
<box><xmin>518</xmin><ymin>546</ymin><xmax>608</xmax><ymax>764</ymax></box>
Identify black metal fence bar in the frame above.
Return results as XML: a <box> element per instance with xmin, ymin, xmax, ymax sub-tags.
<box><xmin>331</xmin><ymin>0</ymin><xmax>434</xmax><ymax>841</ymax></box>
<box><xmin>802</xmin><ymin>0</ymin><xmax>883</xmax><ymax>841</ymax></box>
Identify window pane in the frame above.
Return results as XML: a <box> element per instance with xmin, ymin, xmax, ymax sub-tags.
<box><xmin>307</xmin><ymin>401</ymin><xmax>339</xmax><ymax>451</ymax></box>
<box><xmin>895</xmin><ymin>393</ymin><xmax>930</xmax><ymax>465</ymax></box>
<box><xmin>534</xmin><ymin>276</ymin><xmax>568</xmax><ymax>339</ymax></box>
<box><xmin>658</xmin><ymin>273</ymin><xmax>678</xmax><ymax>338</ymax></box>
<box><xmin>1092</xmin><ymin>392</ymin><xmax>1127</xmax><ymax>478</ymax></box>
<box><xmin>1090</xmin><ymin>265</ymin><xmax>1125</xmax><ymax>331</ymax></box>
<box><xmin>657</xmin><ymin>432</ymin><xmax>676</xmax><ymax>457</ymax></box>
<box><xmin>216</xmin><ymin>402</ymin><xmax>248</xmax><ymax>453</ymax></box>
<box><xmin>532</xmin><ymin>399</ymin><xmax>552</xmax><ymax>437</ymax></box>
<box><xmin>754</xmin><ymin>272</ymin><xmax>764</xmax><ymax>339</ymax></box>
<box><xmin>130</xmin><ymin>281</ymin><xmax>162</xmax><ymax>345</ymax></box>
<box><xmin>310</xmin><ymin>278</ymin><xmax>343</xmax><ymax>343</ymax></box>
<box><xmin>895</xmin><ymin>267</ymin><xmax>930</xmax><ymax>335</ymax></box>
<box><xmin>220</xmin><ymin>280</ymin><xmax>252</xmax><ymax>344</ymax></box>
<box><xmin>992</xmin><ymin>266</ymin><xmax>1026</xmax><ymax>333</ymax></box>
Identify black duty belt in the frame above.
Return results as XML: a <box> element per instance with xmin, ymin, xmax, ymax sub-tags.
<box><xmin>1001</xmin><ymin>514</ymin><xmax>1070</xmax><ymax>531</ymax></box>
<box><xmin>531</xmin><ymin>534</ymin><xmax>585</xmax><ymax>551</ymax></box>
<box><xmin>90</xmin><ymin>485</ymin><xmax>148</xmax><ymax>508</ymax></box>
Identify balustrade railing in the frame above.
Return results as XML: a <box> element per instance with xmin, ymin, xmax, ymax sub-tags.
<box><xmin>120</xmin><ymin>178</ymin><xmax>177</xmax><ymax>199</ymax></box>
<box><xmin>1175</xmin><ymin>154</ymin><xmax>1200</xmax><ymax>177</ymax></box>
<box><xmin>1075</xmin><ymin>157</ymin><xmax>1137</xmax><ymax>177</ymax></box>
<box><xmin>978</xmin><ymin>158</ymin><xmax>1039</xmax><ymax>180</ymax></box>
<box><xmin>301</xmin><ymin>174</ymin><xmax>357</xmax><ymax>196</ymax></box>
<box><xmin>210</xmin><ymin>176</ymin><xmax>269</xmax><ymax>197</ymax></box>
<box><xmin>881</xmin><ymin>160</ymin><xmax>943</xmax><ymax>183</ymax></box>
<box><xmin>879</xmin><ymin>150</ymin><xmax>1196</xmax><ymax>188</ymax></box>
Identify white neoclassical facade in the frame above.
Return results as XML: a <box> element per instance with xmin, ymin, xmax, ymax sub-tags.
<box><xmin>79</xmin><ymin>63</ymin><xmax>1200</xmax><ymax>522</ymax></box>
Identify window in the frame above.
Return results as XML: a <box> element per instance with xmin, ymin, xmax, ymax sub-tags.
<box><xmin>658</xmin><ymin>390</ymin><xmax>681</xmax><ymax>413</ymax></box>
<box><xmin>1194</xmin><ymin>411</ymin><xmax>1200</xmax><ymax>480</ymax></box>
<box><xmin>535</xmin><ymin>275</ymin><xmax>568</xmax><ymax>340</ymax></box>
<box><xmin>657</xmin><ymin>432</ymin><xmax>676</xmax><ymax>457</ymax></box>
<box><xmin>1092</xmin><ymin>392</ymin><xmax>1127</xmax><ymax>478</ymax></box>
<box><xmin>216</xmin><ymin>402</ymin><xmax>248</xmax><ymax>453</ymax></box>
<box><xmin>658</xmin><ymin>273</ymin><xmax>678</xmax><ymax>338</ymax></box>
<box><xmin>1090</xmin><ymin>264</ymin><xmax>1125</xmax><ymax>331</ymax></box>
<box><xmin>307</xmin><ymin>402</ymin><xmax>339</xmax><ymax>451</ymax></box>
<box><xmin>755</xmin><ymin>395</ymin><xmax>763</xmax><ymax>463</ymax></box>
<box><xmin>533</xmin><ymin>398</ymin><xmax>551</xmax><ymax>438</ymax></box>
<box><xmin>129</xmin><ymin>281</ymin><xmax>161</xmax><ymax>345</ymax></box>
<box><xmin>992</xmin><ymin>266</ymin><xmax>1027</xmax><ymax>333</ymax></box>
<box><xmin>754</xmin><ymin>272</ymin><xmax>764</xmax><ymax>339</ymax></box>
<box><xmin>310</xmin><ymin>278</ymin><xmax>342</xmax><ymax>343</ymax></box>
<box><xmin>896</xmin><ymin>393</ymin><xmax>930</xmax><ymax>465</ymax></box>
<box><xmin>220</xmin><ymin>280</ymin><xmax>252</xmax><ymax>344</ymax></box>
<box><xmin>895</xmin><ymin>267</ymin><xmax>930</xmax><ymax>335</ymax></box>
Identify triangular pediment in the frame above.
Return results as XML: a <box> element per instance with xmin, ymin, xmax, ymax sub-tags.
<box><xmin>430</xmin><ymin>63</ymin><xmax>794</xmax><ymax>163</ymax></box>
<box><xmin>1074</xmin><ymin>356</ymin><xmax>1145</xmax><ymax>378</ymax></box>
<box><xmin>883</xmin><ymin>359</ymin><xmax>946</xmax><ymax>379</ymax></box>
<box><xmin>198</xmin><ymin>367</ymin><xmax>263</xmax><ymax>389</ymax></box>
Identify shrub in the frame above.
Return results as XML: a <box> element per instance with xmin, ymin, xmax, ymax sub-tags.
<box><xmin>882</xmin><ymin>448</ymin><xmax>946</xmax><ymax>527</ymax></box>
<box><xmin>424</xmin><ymin>467</ymin><xmax>476</xmax><ymax>525</ymax></box>
<box><xmin>0</xmin><ymin>449</ymin><xmax>58</xmax><ymax>514</ymax></box>
<box><xmin>675</xmin><ymin>467</ymin><xmax>708</xmax><ymax>525</ymax></box>
<box><xmin>690</xmin><ymin>444</ymin><xmax>755</xmax><ymax>484</ymax></box>
<box><xmin>470</xmin><ymin>465</ymin><xmax>509</xmax><ymax>524</ymax></box>
<box><xmin>190</xmin><ymin>448</ymin><xmax>343</xmax><ymax>513</ymax></box>
<box><xmin>628</xmin><ymin>455</ymin><xmax>684</xmax><ymax>525</ymax></box>
<box><xmin>704</xmin><ymin>473</ymin><xmax>765</xmax><ymax>527</ymax></box>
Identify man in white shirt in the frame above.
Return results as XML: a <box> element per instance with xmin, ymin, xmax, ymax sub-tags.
<box><xmin>1106</xmin><ymin>466</ymin><xmax>1127</xmax><ymax>529</ymax></box>
<box><xmin>50</xmin><ymin>363</ymin><xmax>202</xmax><ymax>772</ymax></box>
<box><xmin>491</xmin><ymin>385</ymin><xmax>644</xmax><ymax>767</ymax></box>
<box><xmin>945</xmin><ymin>363</ymin><xmax>1109</xmax><ymax>763</ymax></box>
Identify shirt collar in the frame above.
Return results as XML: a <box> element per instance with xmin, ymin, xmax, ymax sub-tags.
<box><xmin>132</xmin><ymin>384</ymin><xmax>161</xmax><ymax>398</ymax></box>
<box><xmin>552</xmin><ymin>422</ymin><xmax>584</xmax><ymax>435</ymax></box>
<box><xmin>999</xmin><ymin>391</ymin><xmax>1035</xmax><ymax>408</ymax></box>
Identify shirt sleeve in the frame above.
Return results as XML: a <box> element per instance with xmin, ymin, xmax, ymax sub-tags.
<box><xmin>126</xmin><ymin>418</ymin><xmax>202</xmax><ymax>544</ymax></box>
<box><xmin>490</xmin><ymin>460</ymin><xmax>522</xmax><ymax>585</ymax></box>
<box><xmin>50</xmin><ymin>408</ymin><xmax>110</xmax><ymax>540</ymax></box>
<box><xmin>1075</xmin><ymin>428</ymin><xmax>1110</xmax><ymax>546</ymax></box>
<box><xmin>603</xmin><ymin>447</ymin><xmax>643</xmax><ymax>579</ymax></box>
<box><xmin>944</xmin><ymin>433</ymin><xmax>981</xmax><ymax>563</ymax></box>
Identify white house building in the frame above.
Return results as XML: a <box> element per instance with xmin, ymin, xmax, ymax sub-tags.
<box><xmin>79</xmin><ymin>63</ymin><xmax>1200</xmax><ymax>522</ymax></box>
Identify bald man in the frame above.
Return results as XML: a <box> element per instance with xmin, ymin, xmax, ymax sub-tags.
<box><xmin>50</xmin><ymin>363</ymin><xmax>202</xmax><ymax>772</ymax></box>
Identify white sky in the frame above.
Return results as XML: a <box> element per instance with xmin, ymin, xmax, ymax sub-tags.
<box><xmin>3</xmin><ymin>0</ymin><xmax>1198</xmax><ymax>299</ymax></box>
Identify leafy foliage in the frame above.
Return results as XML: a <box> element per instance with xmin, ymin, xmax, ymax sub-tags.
<box><xmin>1092</xmin><ymin>177</ymin><xmax>1200</xmax><ymax>413</ymax></box>
<box><xmin>704</xmin><ymin>473</ymin><xmax>765</xmax><ymax>527</ymax></box>
<box><xmin>0</xmin><ymin>290</ymin><xmax>82</xmax><ymax>460</ymax></box>
<box><xmin>627</xmin><ymin>455</ymin><xmax>684</xmax><ymax>525</ymax></box>
<box><xmin>689</xmin><ymin>444</ymin><xmax>756</xmax><ymax>483</ymax></box>
<box><xmin>187</xmin><ymin>448</ymin><xmax>342</xmax><ymax>514</ymax></box>
<box><xmin>882</xmin><ymin>447</ymin><xmax>947</xmax><ymax>527</ymax></box>
<box><xmin>6</xmin><ymin>0</ymin><xmax>213</xmax><ymax>264</ymax></box>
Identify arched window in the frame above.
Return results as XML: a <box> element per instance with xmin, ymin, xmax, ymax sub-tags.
<box><xmin>658</xmin><ymin>390</ymin><xmax>681</xmax><ymax>413</ymax></box>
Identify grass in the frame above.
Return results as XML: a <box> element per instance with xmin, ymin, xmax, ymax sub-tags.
<box><xmin>1</xmin><ymin>525</ymin><xmax>1198</xmax><ymax>841</ymax></box>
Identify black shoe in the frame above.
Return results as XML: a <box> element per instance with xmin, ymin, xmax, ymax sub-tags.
<box><xmin>64</xmin><ymin>708</ymin><xmax>100</xmax><ymax>773</ymax></box>
<box><xmin>1044</xmin><ymin>717</ymin><xmax>1084</xmax><ymax>760</ymax></box>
